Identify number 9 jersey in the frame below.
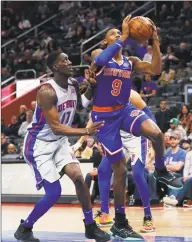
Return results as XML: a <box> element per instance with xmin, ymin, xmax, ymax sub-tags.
<box><xmin>93</xmin><ymin>56</ymin><xmax>133</xmax><ymax>107</ymax></box>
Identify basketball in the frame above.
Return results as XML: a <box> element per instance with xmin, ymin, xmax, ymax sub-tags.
<box><xmin>129</xmin><ymin>16</ymin><xmax>153</xmax><ymax>43</ymax></box>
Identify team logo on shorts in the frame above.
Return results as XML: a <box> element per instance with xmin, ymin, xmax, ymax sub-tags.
<box><xmin>130</xmin><ymin>110</ymin><xmax>140</xmax><ymax>117</ymax></box>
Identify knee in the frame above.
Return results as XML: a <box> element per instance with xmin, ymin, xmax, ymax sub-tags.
<box><xmin>73</xmin><ymin>174</ymin><xmax>85</xmax><ymax>188</ymax></box>
<box><xmin>151</xmin><ymin>129</ymin><xmax>163</xmax><ymax>143</ymax></box>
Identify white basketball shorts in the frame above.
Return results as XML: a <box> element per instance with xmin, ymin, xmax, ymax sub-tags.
<box><xmin>23</xmin><ymin>135</ymin><xmax>79</xmax><ymax>190</ymax></box>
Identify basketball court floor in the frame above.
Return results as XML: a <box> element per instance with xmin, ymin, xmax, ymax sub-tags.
<box><xmin>2</xmin><ymin>204</ymin><xmax>192</xmax><ymax>242</ymax></box>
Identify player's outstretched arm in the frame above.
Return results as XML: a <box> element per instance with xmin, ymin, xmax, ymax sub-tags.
<box><xmin>129</xmin><ymin>22</ymin><xmax>161</xmax><ymax>75</ymax></box>
<box><xmin>37</xmin><ymin>84</ymin><xmax>103</xmax><ymax>136</ymax></box>
<box><xmin>130</xmin><ymin>89</ymin><xmax>156</xmax><ymax>123</ymax></box>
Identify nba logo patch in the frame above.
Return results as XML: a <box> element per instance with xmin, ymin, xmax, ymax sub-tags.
<box><xmin>123</xmin><ymin>62</ymin><xmax>129</xmax><ymax>68</ymax></box>
<box><xmin>71</xmin><ymin>153</ymin><xmax>76</xmax><ymax>160</ymax></box>
<box><xmin>130</xmin><ymin>110</ymin><xmax>140</xmax><ymax>117</ymax></box>
<box><xmin>71</xmin><ymin>89</ymin><xmax>75</xmax><ymax>94</ymax></box>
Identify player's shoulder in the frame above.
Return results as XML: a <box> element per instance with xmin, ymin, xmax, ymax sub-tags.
<box><xmin>37</xmin><ymin>82</ymin><xmax>57</xmax><ymax>104</ymax></box>
<box><xmin>91</xmin><ymin>48</ymin><xmax>103</xmax><ymax>59</ymax></box>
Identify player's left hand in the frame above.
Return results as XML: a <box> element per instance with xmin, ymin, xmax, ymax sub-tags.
<box><xmin>146</xmin><ymin>17</ymin><xmax>159</xmax><ymax>41</ymax></box>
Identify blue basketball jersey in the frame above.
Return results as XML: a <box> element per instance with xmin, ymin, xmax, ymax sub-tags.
<box><xmin>93</xmin><ymin>56</ymin><xmax>133</xmax><ymax>107</ymax></box>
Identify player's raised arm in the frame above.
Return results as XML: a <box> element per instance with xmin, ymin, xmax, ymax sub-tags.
<box><xmin>91</xmin><ymin>15</ymin><xmax>131</xmax><ymax>67</ymax></box>
<box><xmin>130</xmin><ymin>89</ymin><xmax>156</xmax><ymax>122</ymax></box>
<box><xmin>129</xmin><ymin>21</ymin><xmax>162</xmax><ymax>75</ymax></box>
<box><xmin>37</xmin><ymin>84</ymin><xmax>103</xmax><ymax>136</ymax></box>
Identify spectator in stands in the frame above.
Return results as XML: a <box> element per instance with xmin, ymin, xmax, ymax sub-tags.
<box><xmin>74</xmin><ymin>137</ymin><xmax>95</xmax><ymax>158</ymax></box>
<box><xmin>85</xmin><ymin>141</ymin><xmax>103</xmax><ymax>202</ymax></box>
<box><xmin>155</xmin><ymin>99</ymin><xmax>172</xmax><ymax>133</ymax></box>
<box><xmin>1</xmin><ymin>53</ymin><xmax>7</xmax><ymax>68</ymax></box>
<box><xmin>136</xmin><ymin>41</ymin><xmax>147</xmax><ymax>60</ymax></box>
<box><xmin>1</xmin><ymin>133</ymin><xmax>10</xmax><ymax>156</ymax></box>
<box><xmin>37</xmin><ymin>2</ymin><xmax>50</xmax><ymax>20</ymax></box>
<box><xmin>140</xmin><ymin>75</ymin><xmax>158</xmax><ymax>105</ymax></box>
<box><xmin>177</xmin><ymin>104</ymin><xmax>192</xmax><ymax>135</ymax></box>
<box><xmin>164</xmin><ymin>132</ymin><xmax>171</xmax><ymax>149</ymax></box>
<box><xmin>41</xmin><ymin>32</ymin><xmax>52</xmax><ymax>47</ymax></box>
<box><xmin>1</xmin><ymin>67</ymin><xmax>11</xmax><ymax>82</ymax></box>
<box><xmin>168</xmin><ymin>118</ymin><xmax>187</xmax><ymax>140</ymax></box>
<box><xmin>18</xmin><ymin>15</ymin><xmax>31</xmax><ymax>30</ymax></box>
<box><xmin>7</xmin><ymin>143</ymin><xmax>17</xmax><ymax>155</ymax></box>
<box><xmin>32</xmin><ymin>42</ymin><xmax>46</xmax><ymax>59</ymax></box>
<box><xmin>143</xmin><ymin>45</ymin><xmax>152</xmax><ymax>62</ymax></box>
<box><xmin>182</xmin><ymin>20</ymin><xmax>192</xmax><ymax>36</ymax></box>
<box><xmin>174</xmin><ymin>60</ymin><xmax>192</xmax><ymax>83</ymax></box>
<box><xmin>31</xmin><ymin>101</ymin><xmax>36</xmax><ymax>112</ymax></box>
<box><xmin>159</xmin><ymin>4</ymin><xmax>169</xmax><ymax>21</ymax></box>
<box><xmin>181</xmin><ymin>139</ymin><xmax>191</xmax><ymax>153</ymax></box>
<box><xmin>81</xmin><ymin>137</ymin><xmax>95</xmax><ymax>159</ymax></box>
<box><xmin>17</xmin><ymin>105</ymin><xmax>27</xmax><ymax>124</ymax></box>
<box><xmin>162</xmin><ymin>45</ymin><xmax>179</xmax><ymax>67</ymax></box>
<box><xmin>175</xmin><ymin>42</ymin><xmax>191</xmax><ymax>64</ymax></box>
<box><xmin>163</xmin><ymin>137</ymin><xmax>191</xmax><ymax>207</ymax></box>
<box><xmin>18</xmin><ymin>110</ymin><xmax>33</xmax><ymax>138</ymax></box>
<box><xmin>5</xmin><ymin>115</ymin><xmax>20</xmax><ymax>137</ymax></box>
<box><xmin>1</xmin><ymin>118</ymin><xmax>8</xmax><ymax>134</ymax></box>
<box><xmin>158</xmin><ymin>59</ymin><xmax>175</xmax><ymax>85</ymax></box>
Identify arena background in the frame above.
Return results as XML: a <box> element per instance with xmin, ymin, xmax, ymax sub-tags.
<box><xmin>1</xmin><ymin>1</ymin><xmax>192</xmax><ymax>205</ymax></box>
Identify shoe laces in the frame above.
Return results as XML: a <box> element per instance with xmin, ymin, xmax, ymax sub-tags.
<box><xmin>94</xmin><ymin>210</ymin><xmax>103</xmax><ymax>219</ymax></box>
<box><xmin>143</xmin><ymin>216</ymin><xmax>153</xmax><ymax>226</ymax></box>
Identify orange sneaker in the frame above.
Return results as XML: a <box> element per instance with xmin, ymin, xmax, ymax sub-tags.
<box><xmin>140</xmin><ymin>216</ymin><xmax>155</xmax><ymax>233</ymax></box>
<box><xmin>94</xmin><ymin>211</ymin><xmax>113</xmax><ymax>227</ymax></box>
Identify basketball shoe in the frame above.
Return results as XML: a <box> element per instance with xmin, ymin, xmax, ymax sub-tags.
<box><xmin>94</xmin><ymin>210</ymin><xmax>113</xmax><ymax>227</ymax></box>
<box><xmin>153</xmin><ymin>168</ymin><xmax>183</xmax><ymax>190</ymax></box>
<box><xmin>84</xmin><ymin>220</ymin><xmax>111</xmax><ymax>242</ymax></box>
<box><xmin>140</xmin><ymin>215</ymin><xmax>155</xmax><ymax>233</ymax></box>
<box><xmin>109</xmin><ymin>214</ymin><xmax>143</xmax><ymax>240</ymax></box>
<box><xmin>14</xmin><ymin>219</ymin><xmax>40</xmax><ymax>242</ymax></box>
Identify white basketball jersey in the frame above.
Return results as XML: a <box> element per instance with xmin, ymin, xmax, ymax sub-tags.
<box><xmin>27</xmin><ymin>78</ymin><xmax>77</xmax><ymax>141</ymax></box>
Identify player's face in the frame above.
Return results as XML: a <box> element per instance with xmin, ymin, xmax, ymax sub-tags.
<box><xmin>104</xmin><ymin>28</ymin><xmax>122</xmax><ymax>46</ymax></box>
<box><xmin>56</xmin><ymin>53</ymin><xmax>73</xmax><ymax>76</ymax></box>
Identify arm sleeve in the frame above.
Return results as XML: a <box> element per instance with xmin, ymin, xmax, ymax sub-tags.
<box><xmin>94</xmin><ymin>40</ymin><xmax>124</xmax><ymax>66</ymax></box>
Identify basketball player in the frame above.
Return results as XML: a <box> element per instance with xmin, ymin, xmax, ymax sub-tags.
<box><xmin>89</xmin><ymin>16</ymin><xmax>182</xmax><ymax>239</ymax></box>
<box><xmin>73</xmin><ymin>89</ymin><xmax>156</xmax><ymax>234</ymax></box>
<box><xmin>14</xmin><ymin>51</ymin><xmax>111</xmax><ymax>242</ymax></box>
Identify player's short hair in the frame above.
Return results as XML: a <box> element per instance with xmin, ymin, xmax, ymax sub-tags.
<box><xmin>46</xmin><ymin>51</ymin><xmax>61</xmax><ymax>71</ymax></box>
<box><xmin>105</xmin><ymin>27</ymin><xmax>117</xmax><ymax>37</ymax></box>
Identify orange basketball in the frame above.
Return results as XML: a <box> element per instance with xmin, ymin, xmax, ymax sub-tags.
<box><xmin>129</xmin><ymin>16</ymin><xmax>153</xmax><ymax>43</ymax></box>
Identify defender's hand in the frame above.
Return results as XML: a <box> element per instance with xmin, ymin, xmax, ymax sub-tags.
<box><xmin>87</xmin><ymin>121</ymin><xmax>104</xmax><ymax>135</ymax></box>
<box><xmin>87</xmin><ymin>69</ymin><xmax>97</xmax><ymax>88</ymax></box>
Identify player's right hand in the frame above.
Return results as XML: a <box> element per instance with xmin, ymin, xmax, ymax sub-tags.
<box><xmin>121</xmin><ymin>15</ymin><xmax>132</xmax><ymax>40</ymax></box>
<box><xmin>87</xmin><ymin>121</ymin><xmax>105</xmax><ymax>135</ymax></box>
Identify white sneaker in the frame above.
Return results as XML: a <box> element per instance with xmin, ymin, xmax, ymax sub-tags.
<box><xmin>163</xmin><ymin>195</ymin><xmax>178</xmax><ymax>206</ymax></box>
